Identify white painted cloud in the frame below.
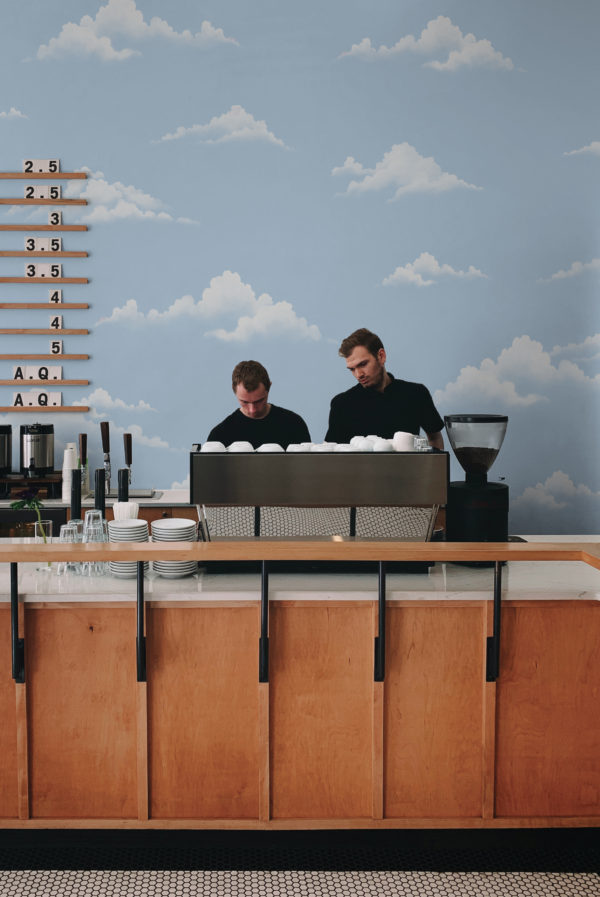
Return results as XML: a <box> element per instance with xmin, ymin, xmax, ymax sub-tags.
<box><xmin>513</xmin><ymin>471</ymin><xmax>600</xmax><ymax>513</ymax></box>
<box><xmin>63</xmin><ymin>169</ymin><xmax>196</xmax><ymax>224</ymax></box>
<box><xmin>0</xmin><ymin>107</ymin><xmax>27</xmax><ymax>119</ymax></box>
<box><xmin>158</xmin><ymin>105</ymin><xmax>287</xmax><ymax>148</ymax></box>
<box><xmin>434</xmin><ymin>335</ymin><xmax>600</xmax><ymax>408</ymax></box>
<box><xmin>96</xmin><ymin>271</ymin><xmax>322</xmax><ymax>342</ymax></box>
<box><xmin>551</xmin><ymin>334</ymin><xmax>600</xmax><ymax>363</ymax></box>
<box><xmin>332</xmin><ymin>143</ymin><xmax>481</xmax><ymax>200</ymax></box>
<box><xmin>564</xmin><ymin>141</ymin><xmax>600</xmax><ymax>157</ymax></box>
<box><xmin>540</xmin><ymin>258</ymin><xmax>600</xmax><ymax>282</ymax></box>
<box><xmin>37</xmin><ymin>0</ymin><xmax>237</xmax><ymax>61</ymax></box>
<box><xmin>331</xmin><ymin>156</ymin><xmax>364</xmax><ymax>177</ymax></box>
<box><xmin>208</xmin><ymin>297</ymin><xmax>320</xmax><ymax>342</ymax></box>
<box><xmin>340</xmin><ymin>15</ymin><xmax>513</xmax><ymax>72</ymax></box>
<box><xmin>75</xmin><ymin>387</ymin><xmax>156</xmax><ymax>414</ymax></box>
<box><xmin>382</xmin><ymin>251</ymin><xmax>487</xmax><ymax>287</ymax></box>
<box><xmin>95</xmin><ymin>420</ymin><xmax>172</xmax><ymax>450</ymax></box>
<box><xmin>170</xmin><ymin>473</ymin><xmax>190</xmax><ymax>491</ymax></box>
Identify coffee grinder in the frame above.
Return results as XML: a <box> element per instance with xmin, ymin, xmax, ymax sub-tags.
<box><xmin>444</xmin><ymin>414</ymin><xmax>509</xmax><ymax>547</ymax></box>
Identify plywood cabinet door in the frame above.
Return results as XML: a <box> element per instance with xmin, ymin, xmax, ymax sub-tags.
<box><xmin>495</xmin><ymin>602</ymin><xmax>600</xmax><ymax>818</ymax></box>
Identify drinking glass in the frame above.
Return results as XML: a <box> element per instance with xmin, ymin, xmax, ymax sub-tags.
<box><xmin>57</xmin><ymin>524</ymin><xmax>76</xmax><ymax>576</ymax></box>
<box><xmin>82</xmin><ymin>521</ymin><xmax>107</xmax><ymax>576</ymax></box>
<box><xmin>34</xmin><ymin>520</ymin><xmax>53</xmax><ymax>572</ymax></box>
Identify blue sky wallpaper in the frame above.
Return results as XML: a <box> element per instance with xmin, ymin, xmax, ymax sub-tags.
<box><xmin>0</xmin><ymin>0</ymin><xmax>598</xmax><ymax>532</ymax></box>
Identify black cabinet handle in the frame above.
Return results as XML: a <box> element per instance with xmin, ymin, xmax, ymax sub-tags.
<box><xmin>259</xmin><ymin>560</ymin><xmax>269</xmax><ymax>682</ymax></box>
<box><xmin>136</xmin><ymin>561</ymin><xmax>146</xmax><ymax>682</ymax></box>
<box><xmin>10</xmin><ymin>563</ymin><xmax>25</xmax><ymax>683</ymax></box>
<box><xmin>374</xmin><ymin>561</ymin><xmax>386</xmax><ymax>682</ymax></box>
<box><xmin>486</xmin><ymin>561</ymin><xmax>502</xmax><ymax>682</ymax></box>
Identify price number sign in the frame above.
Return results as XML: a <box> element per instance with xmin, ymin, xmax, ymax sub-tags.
<box><xmin>49</xmin><ymin>211</ymin><xmax>62</xmax><ymax>226</ymax></box>
<box><xmin>25</xmin><ymin>237</ymin><xmax>62</xmax><ymax>252</ymax></box>
<box><xmin>24</xmin><ymin>185</ymin><xmax>62</xmax><ymax>200</ymax></box>
<box><xmin>25</xmin><ymin>263</ymin><xmax>62</xmax><ymax>278</ymax></box>
<box><xmin>22</xmin><ymin>159</ymin><xmax>60</xmax><ymax>173</ymax></box>
<box><xmin>13</xmin><ymin>391</ymin><xmax>62</xmax><ymax>407</ymax></box>
<box><xmin>13</xmin><ymin>365</ymin><xmax>62</xmax><ymax>381</ymax></box>
<box><xmin>49</xmin><ymin>289</ymin><xmax>63</xmax><ymax>304</ymax></box>
<box><xmin>50</xmin><ymin>340</ymin><xmax>63</xmax><ymax>355</ymax></box>
<box><xmin>49</xmin><ymin>315</ymin><xmax>63</xmax><ymax>330</ymax></box>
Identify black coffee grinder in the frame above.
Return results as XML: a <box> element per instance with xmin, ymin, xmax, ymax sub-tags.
<box><xmin>445</xmin><ymin>414</ymin><xmax>509</xmax><ymax>547</ymax></box>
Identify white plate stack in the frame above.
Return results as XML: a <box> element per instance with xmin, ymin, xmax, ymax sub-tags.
<box><xmin>107</xmin><ymin>518</ymin><xmax>150</xmax><ymax>578</ymax></box>
<box><xmin>151</xmin><ymin>518</ymin><xmax>198</xmax><ymax>578</ymax></box>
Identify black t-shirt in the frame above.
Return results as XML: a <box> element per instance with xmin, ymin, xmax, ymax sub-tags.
<box><xmin>207</xmin><ymin>405</ymin><xmax>311</xmax><ymax>450</ymax></box>
<box><xmin>325</xmin><ymin>374</ymin><xmax>444</xmax><ymax>443</ymax></box>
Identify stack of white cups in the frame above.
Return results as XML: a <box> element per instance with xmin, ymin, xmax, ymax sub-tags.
<box><xmin>61</xmin><ymin>442</ymin><xmax>78</xmax><ymax>503</ymax></box>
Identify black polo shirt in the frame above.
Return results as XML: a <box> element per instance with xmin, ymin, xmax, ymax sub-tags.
<box><xmin>207</xmin><ymin>405</ymin><xmax>311</xmax><ymax>450</ymax></box>
<box><xmin>325</xmin><ymin>374</ymin><xmax>444</xmax><ymax>443</ymax></box>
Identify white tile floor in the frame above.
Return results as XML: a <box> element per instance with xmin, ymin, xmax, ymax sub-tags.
<box><xmin>1</xmin><ymin>869</ymin><xmax>599</xmax><ymax>897</ymax></box>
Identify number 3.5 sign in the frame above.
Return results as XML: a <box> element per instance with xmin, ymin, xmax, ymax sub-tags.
<box><xmin>25</xmin><ymin>263</ymin><xmax>62</xmax><ymax>278</ymax></box>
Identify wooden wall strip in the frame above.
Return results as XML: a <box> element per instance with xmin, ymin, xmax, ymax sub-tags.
<box><xmin>482</xmin><ymin>601</ymin><xmax>497</xmax><ymax>819</ymax></box>
<box><xmin>258</xmin><ymin>682</ymin><xmax>270</xmax><ymax>822</ymax></box>
<box><xmin>15</xmin><ymin>684</ymin><xmax>29</xmax><ymax>819</ymax></box>
<box><xmin>136</xmin><ymin>682</ymin><xmax>149</xmax><ymax>821</ymax></box>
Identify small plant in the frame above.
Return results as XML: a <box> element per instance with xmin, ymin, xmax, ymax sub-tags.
<box><xmin>11</xmin><ymin>486</ymin><xmax>48</xmax><ymax>544</ymax></box>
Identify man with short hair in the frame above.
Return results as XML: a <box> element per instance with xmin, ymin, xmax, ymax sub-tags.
<box><xmin>325</xmin><ymin>328</ymin><xmax>444</xmax><ymax>448</ymax></box>
<box><xmin>206</xmin><ymin>360</ymin><xmax>311</xmax><ymax>449</ymax></box>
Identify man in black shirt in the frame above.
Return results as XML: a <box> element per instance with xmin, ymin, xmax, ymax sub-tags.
<box><xmin>207</xmin><ymin>360</ymin><xmax>311</xmax><ymax>450</ymax></box>
<box><xmin>325</xmin><ymin>328</ymin><xmax>444</xmax><ymax>448</ymax></box>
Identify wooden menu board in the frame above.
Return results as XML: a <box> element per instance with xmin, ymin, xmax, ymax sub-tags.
<box><xmin>0</xmin><ymin>159</ymin><xmax>89</xmax><ymax>413</ymax></box>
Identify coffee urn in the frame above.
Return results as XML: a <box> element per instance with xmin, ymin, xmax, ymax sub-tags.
<box><xmin>20</xmin><ymin>423</ymin><xmax>54</xmax><ymax>477</ymax></box>
<box><xmin>0</xmin><ymin>425</ymin><xmax>11</xmax><ymax>476</ymax></box>
<box><xmin>444</xmin><ymin>414</ymin><xmax>509</xmax><ymax>547</ymax></box>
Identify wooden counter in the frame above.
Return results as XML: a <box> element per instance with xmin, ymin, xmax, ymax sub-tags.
<box><xmin>1</xmin><ymin>539</ymin><xmax>599</xmax><ymax>829</ymax></box>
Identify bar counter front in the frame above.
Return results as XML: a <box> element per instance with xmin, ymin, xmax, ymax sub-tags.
<box><xmin>1</xmin><ymin>537</ymin><xmax>600</xmax><ymax>830</ymax></box>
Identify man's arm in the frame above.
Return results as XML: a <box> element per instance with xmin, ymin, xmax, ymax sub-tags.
<box><xmin>427</xmin><ymin>430</ymin><xmax>444</xmax><ymax>450</ymax></box>
<box><xmin>325</xmin><ymin>396</ymin><xmax>351</xmax><ymax>443</ymax></box>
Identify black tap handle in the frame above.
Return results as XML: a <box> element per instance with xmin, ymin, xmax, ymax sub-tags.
<box><xmin>71</xmin><ymin>468</ymin><xmax>81</xmax><ymax>520</ymax></box>
<box><xmin>123</xmin><ymin>433</ymin><xmax>132</xmax><ymax>467</ymax></box>
<box><xmin>118</xmin><ymin>468</ymin><xmax>129</xmax><ymax>502</ymax></box>
<box><xmin>100</xmin><ymin>421</ymin><xmax>110</xmax><ymax>453</ymax></box>
<box><xmin>94</xmin><ymin>468</ymin><xmax>106</xmax><ymax>516</ymax></box>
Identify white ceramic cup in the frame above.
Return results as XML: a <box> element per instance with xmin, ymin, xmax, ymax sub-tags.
<box><xmin>392</xmin><ymin>431</ymin><xmax>415</xmax><ymax>452</ymax></box>
<box><xmin>228</xmin><ymin>441</ymin><xmax>254</xmax><ymax>452</ymax></box>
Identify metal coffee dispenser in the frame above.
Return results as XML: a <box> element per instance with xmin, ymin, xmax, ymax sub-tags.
<box><xmin>20</xmin><ymin>423</ymin><xmax>54</xmax><ymax>477</ymax></box>
<box><xmin>444</xmin><ymin>414</ymin><xmax>509</xmax><ymax>544</ymax></box>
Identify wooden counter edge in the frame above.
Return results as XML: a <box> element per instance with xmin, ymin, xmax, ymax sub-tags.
<box><xmin>0</xmin><ymin>540</ymin><xmax>597</xmax><ymax>565</ymax></box>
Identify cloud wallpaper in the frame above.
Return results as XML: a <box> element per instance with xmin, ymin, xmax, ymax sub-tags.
<box><xmin>0</xmin><ymin>0</ymin><xmax>598</xmax><ymax>532</ymax></box>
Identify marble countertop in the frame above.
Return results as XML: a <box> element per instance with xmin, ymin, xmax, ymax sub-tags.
<box><xmin>2</xmin><ymin>535</ymin><xmax>599</xmax><ymax>604</ymax></box>
<box><xmin>0</xmin><ymin>489</ymin><xmax>191</xmax><ymax>509</ymax></box>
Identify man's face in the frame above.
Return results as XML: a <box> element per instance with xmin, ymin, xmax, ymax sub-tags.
<box><xmin>235</xmin><ymin>383</ymin><xmax>270</xmax><ymax>419</ymax></box>
<box><xmin>345</xmin><ymin>345</ymin><xmax>387</xmax><ymax>389</ymax></box>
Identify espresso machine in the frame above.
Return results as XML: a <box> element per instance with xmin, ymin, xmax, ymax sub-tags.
<box><xmin>444</xmin><ymin>414</ymin><xmax>509</xmax><ymax>546</ymax></box>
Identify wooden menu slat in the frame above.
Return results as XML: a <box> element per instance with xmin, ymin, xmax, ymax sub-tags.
<box><xmin>0</xmin><ymin>225</ymin><xmax>87</xmax><ymax>231</ymax></box>
<box><xmin>0</xmin><ymin>173</ymin><xmax>87</xmax><ymax>179</ymax></box>
<box><xmin>0</xmin><ymin>251</ymin><xmax>88</xmax><ymax>258</ymax></box>
<box><xmin>0</xmin><ymin>354</ymin><xmax>89</xmax><ymax>360</ymax></box>
<box><xmin>0</xmin><ymin>303</ymin><xmax>88</xmax><ymax>309</ymax></box>
<box><xmin>0</xmin><ymin>278</ymin><xmax>88</xmax><ymax>284</ymax></box>
<box><xmin>0</xmin><ymin>380</ymin><xmax>89</xmax><ymax>387</ymax></box>
<box><xmin>0</xmin><ymin>199</ymin><xmax>87</xmax><ymax>206</ymax></box>
<box><xmin>0</xmin><ymin>406</ymin><xmax>90</xmax><ymax>413</ymax></box>
<box><xmin>0</xmin><ymin>329</ymin><xmax>89</xmax><ymax>335</ymax></box>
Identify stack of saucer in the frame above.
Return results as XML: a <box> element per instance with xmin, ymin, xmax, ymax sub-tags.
<box><xmin>151</xmin><ymin>518</ymin><xmax>198</xmax><ymax>579</ymax></box>
<box><xmin>107</xmin><ymin>518</ymin><xmax>150</xmax><ymax>578</ymax></box>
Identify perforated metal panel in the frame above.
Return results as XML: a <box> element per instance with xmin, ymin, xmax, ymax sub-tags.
<box><xmin>201</xmin><ymin>505</ymin><xmax>437</xmax><ymax>540</ymax></box>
